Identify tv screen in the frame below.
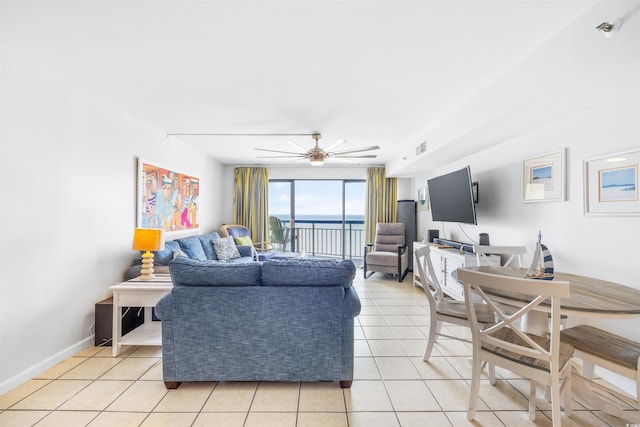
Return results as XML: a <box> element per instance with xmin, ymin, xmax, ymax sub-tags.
<box><xmin>428</xmin><ymin>166</ymin><xmax>477</xmax><ymax>224</ymax></box>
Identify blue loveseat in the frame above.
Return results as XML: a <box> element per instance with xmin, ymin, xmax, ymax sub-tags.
<box><xmin>125</xmin><ymin>231</ymin><xmax>255</xmax><ymax>280</ymax></box>
<box><xmin>155</xmin><ymin>257</ymin><xmax>361</xmax><ymax>389</ymax></box>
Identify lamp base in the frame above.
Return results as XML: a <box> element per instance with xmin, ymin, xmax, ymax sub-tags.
<box><xmin>138</xmin><ymin>251</ymin><xmax>155</xmax><ymax>280</ymax></box>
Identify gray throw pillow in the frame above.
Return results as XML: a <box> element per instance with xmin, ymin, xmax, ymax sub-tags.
<box><xmin>212</xmin><ymin>237</ymin><xmax>241</xmax><ymax>262</ymax></box>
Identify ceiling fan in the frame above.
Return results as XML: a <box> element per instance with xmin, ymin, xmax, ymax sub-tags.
<box><xmin>254</xmin><ymin>133</ymin><xmax>379</xmax><ymax>166</ymax></box>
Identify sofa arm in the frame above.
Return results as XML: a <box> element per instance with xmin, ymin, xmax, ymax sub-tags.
<box><xmin>343</xmin><ymin>287</ymin><xmax>361</xmax><ymax>319</ymax></box>
<box><xmin>155</xmin><ymin>293</ymin><xmax>172</xmax><ymax>321</ymax></box>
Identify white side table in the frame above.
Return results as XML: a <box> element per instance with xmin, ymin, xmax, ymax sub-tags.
<box><xmin>109</xmin><ymin>274</ymin><xmax>173</xmax><ymax>357</ymax></box>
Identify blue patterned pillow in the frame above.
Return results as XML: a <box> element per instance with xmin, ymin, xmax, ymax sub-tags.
<box><xmin>212</xmin><ymin>237</ymin><xmax>241</xmax><ymax>262</ymax></box>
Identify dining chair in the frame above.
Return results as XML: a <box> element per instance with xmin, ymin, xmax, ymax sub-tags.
<box><xmin>457</xmin><ymin>268</ymin><xmax>573</xmax><ymax>427</ymax></box>
<box><xmin>414</xmin><ymin>245</ymin><xmax>496</xmax><ymax>382</ymax></box>
<box><xmin>473</xmin><ymin>245</ymin><xmax>526</xmax><ymax>268</ymax></box>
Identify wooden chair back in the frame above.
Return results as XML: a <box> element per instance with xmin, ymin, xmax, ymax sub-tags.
<box><xmin>473</xmin><ymin>245</ymin><xmax>526</xmax><ymax>268</ymax></box>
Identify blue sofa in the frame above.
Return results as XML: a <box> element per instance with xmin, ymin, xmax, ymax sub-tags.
<box><xmin>155</xmin><ymin>257</ymin><xmax>361</xmax><ymax>389</ymax></box>
<box><xmin>125</xmin><ymin>231</ymin><xmax>255</xmax><ymax>280</ymax></box>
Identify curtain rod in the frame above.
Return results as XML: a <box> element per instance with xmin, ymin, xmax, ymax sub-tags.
<box><xmin>166</xmin><ymin>133</ymin><xmax>315</xmax><ymax>137</ymax></box>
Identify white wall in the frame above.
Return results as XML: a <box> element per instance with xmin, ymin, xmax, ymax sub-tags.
<box><xmin>0</xmin><ymin>51</ymin><xmax>224</xmax><ymax>392</ymax></box>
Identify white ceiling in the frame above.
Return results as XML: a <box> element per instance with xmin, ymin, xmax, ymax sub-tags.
<box><xmin>2</xmin><ymin>1</ymin><xmax>601</xmax><ymax>172</ymax></box>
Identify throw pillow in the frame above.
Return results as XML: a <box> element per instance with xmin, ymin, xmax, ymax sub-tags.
<box><xmin>212</xmin><ymin>237</ymin><xmax>241</xmax><ymax>262</ymax></box>
<box><xmin>172</xmin><ymin>248</ymin><xmax>188</xmax><ymax>259</ymax></box>
<box><xmin>234</xmin><ymin>235</ymin><xmax>253</xmax><ymax>246</ymax></box>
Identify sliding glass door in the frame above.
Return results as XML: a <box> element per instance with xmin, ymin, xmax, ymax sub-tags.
<box><xmin>268</xmin><ymin>179</ymin><xmax>365</xmax><ymax>260</ymax></box>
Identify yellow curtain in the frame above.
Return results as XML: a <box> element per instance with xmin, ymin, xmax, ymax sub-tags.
<box><xmin>365</xmin><ymin>167</ymin><xmax>397</xmax><ymax>243</ymax></box>
<box><xmin>233</xmin><ymin>167</ymin><xmax>269</xmax><ymax>243</ymax></box>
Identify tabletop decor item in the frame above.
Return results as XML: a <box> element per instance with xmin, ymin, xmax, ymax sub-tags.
<box><xmin>526</xmin><ymin>231</ymin><xmax>554</xmax><ymax>280</ymax></box>
<box><xmin>522</xmin><ymin>149</ymin><xmax>566</xmax><ymax>202</ymax></box>
<box><xmin>584</xmin><ymin>149</ymin><xmax>639</xmax><ymax>216</ymax></box>
<box><xmin>132</xmin><ymin>228</ymin><xmax>165</xmax><ymax>280</ymax></box>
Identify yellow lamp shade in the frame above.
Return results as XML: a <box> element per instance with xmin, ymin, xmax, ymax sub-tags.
<box><xmin>132</xmin><ymin>228</ymin><xmax>165</xmax><ymax>252</ymax></box>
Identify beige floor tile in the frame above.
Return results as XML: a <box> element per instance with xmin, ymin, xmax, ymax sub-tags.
<box><xmin>347</xmin><ymin>411</ymin><xmax>400</xmax><ymax>427</ymax></box>
<box><xmin>35</xmin><ymin>357</ymin><xmax>88</xmax><ymax>379</ymax></box>
<box><xmin>378</xmin><ymin>305</ymin><xmax>406</xmax><ymax>315</ymax></box>
<box><xmin>411</xmin><ymin>356</ymin><xmax>462</xmax><ymax>380</ymax></box>
<box><xmin>362</xmin><ymin>326</ymin><xmax>396</xmax><ymax>339</ymax></box>
<box><xmin>354</xmin><ymin>327</ymin><xmax>366</xmax><ymax>340</ymax></box>
<box><xmin>354</xmin><ymin>339</ymin><xmax>372</xmax><ymax>357</ymax></box>
<box><xmin>344</xmin><ymin>380</ymin><xmax>393</xmax><ymax>412</ymax></box>
<box><xmin>475</xmin><ymin>379</ymin><xmax>531</xmax><ymax>411</ymax></box>
<box><xmin>359</xmin><ymin>315</ymin><xmax>388</xmax><ymax>326</ymax></box>
<box><xmin>433</xmin><ymin>340</ymin><xmax>472</xmax><ymax>357</ymax></box>
<box><xmin>140</xmin><ymin>411</ymin><xmax>197</xmax><ymax>426</ymax></box>
<box><xmin>201</xmin><ymin>382</ymin><xmax>257</xmax><ymax>412</ymax></box>
<box><xmin>60</xmin><ymin>357</ymin><xmax>124</xmax><ymax>380</ymax></box>
<box><xmin>385</xmin><ymin>380</ymin><xmax>441</xmax><ymax>411</ymax></box>
<box><xmin>297</xmin><ymin>412</ymin><xmax>348</xmax><ymax>427</ymax></box>
<box><xmin>446</xmin><ymin>410</ymin><xmax>505</xmax><ymax>426</ymax></box>
<box><xmin>154</xmin><ymin>382</ymin><xmax>215</xmax><ymax>412</ymax></box>
<box><xmin>543</xmin><ymin>409</ymin><xmax>621</xmax><ymax>427</ymax></box>
<box><xmin>493</xmin><ymin>410</ymin><xmax>553</xmax><ymax>426</ymax></box>
<box><xmin>384</xmin><ymin>314</ymin><xmax>414</xmax><ymax>326</ymax></box>
<box><xmin>12</xmin><ymin>380</ymin><xmax>91</xmax><ymax>410</ymax></box>
<box><xmin>138</xmin><ymin>360</ymin><xmax>163</xmax><ymax>381</ymax></box>
<box><xmin>74</xmin><ymin>346</ymin><xmax>105</xmax><ymax>357</ymax></box>
<box><xmin>399</xmin><ymin>339</ymin><xmax>428</xmax><ymax>357</ymax></box>
<box><xmin>86</xmin><ymin>411</ymin><xmax>147</xmax><ymax>427</ymax></box>
<box><xmin>0</xmin><ymin>410</ymin><xmax>49</xmax><ymax>426</ymax></box>
<box><xmin>391</xmin><ymin>325</ymin><xmax>426</xmax><ymax>339</ymax></box>
<box><xmin>354</xmin><ymin>357</ymin><xmax>381</xmax><ymax>380</ymax></box>
<box><xmin>94</xmin><ymin>345</ymin><xmax>139</xmax><ymax>358</ymax></box>
<box><xmin>359</xmin><ymin>306</ymin><xmax>382</xmax><ymax>315</ymax></box>
<box><xmin>594</xmin><ymin>408</ymin><xmax>640</xmax><ymax>426</ymax></box>
<box><xmin>107</xmin><ymin>380</ymin><xmax>167</xmax><ymax>412</ymax></box>
<box><xmin>396</xmin><ymin>411</ymin><xmax>452</xmax><ymax>427</ymax></box>
<box><xmin>100</xmin><ymin>357</ymin><xmax>159</xmax><ymax>380</ymax></box>
<box><xmin>401</xmin><ymin>305</ymin><xmax>429</xmax><ymax>315</ymax></box>
<box><xmin>244</xmin><ymin>411</ymin><xmax>296</xmax><ymax>427</ymax></box>
<box><xmin>129</xmin><ymin>345</ymin><xmax>163</xmax><ymax>358</ymax></box>
<box><xmin>59</xmin><ymin>380</ymin><xmax>132</xmax><ymax>411</ymax></box>
<box><xmin>408</xmin><ymin>314</ymin><xmax>430</xmax><ymax>326</ymax></box>
<box><xmin>192</xmin><ymin>412</ymin><xmax>247</xmax><ymax>427</ymax></box>
<box><xmin>36</xmin><ymin>410</ymin><xmax>100</xmax><ymax>427</ymax></box>
<box><xmin>368</xmin><ymin>339</ymin><xmax>407</xmax><ymax>357</ymax></box>
<box><xmin>376</xmin><ymin>357</ymin><xmax>421</xmax><ymax>379</ymax></box>
<box><xmin>0</xmin><ymin>379</ymin><xmax>51</xmax><ymax>409</ymax></box>
<box><xmin>250</xmin><ymin>382</ymin><xmax>300</xmax><ymax>412</ymax></box>
<box><xmin>427</xmin><ymin>379</ymin><xmax>488</xmax><ymax>412</ymax></box>
<box><xmin>299</xmin><ymin>382</ymin><xmax>345</xmax><ymax>412</ymax></box>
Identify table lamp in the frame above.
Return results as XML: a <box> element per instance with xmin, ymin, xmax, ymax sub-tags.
<box><xmin>132</xmin><ymin>228</ymin><xmax>165</xmax><ymax>280</ymax></box>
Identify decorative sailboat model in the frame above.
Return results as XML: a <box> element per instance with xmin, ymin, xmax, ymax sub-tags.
<box><xmin>525</xmin><ymin>231</ymin><xmax>554</xmax><ymax>280</ymax></box>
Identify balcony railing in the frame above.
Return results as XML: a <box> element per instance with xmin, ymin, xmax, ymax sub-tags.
<box><xmin>276</xmin><ymin>219</ymin><xmax>365</xmax><ymax>260</ymax></box>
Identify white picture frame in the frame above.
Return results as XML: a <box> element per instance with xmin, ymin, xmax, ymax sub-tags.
<box><xmin>522</xmin><ymin>149</ymin><xmax>566</xmax><ymax>203</ymax></box>
<box><xmin>584</xmin><ymin>149</ymin><xmax>639</xmax><ymax>216</ymax></box>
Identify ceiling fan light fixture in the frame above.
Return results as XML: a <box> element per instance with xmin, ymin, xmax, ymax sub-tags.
<box><xmin>309</xmin><ymin>151</ymin><xmax>325</xmax><ymax>166</ymax></box>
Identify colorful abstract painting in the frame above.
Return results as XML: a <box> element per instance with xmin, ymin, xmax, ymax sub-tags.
<box><xmin>137</xmin><ymin>158</ymin><xmax>199</xmax><ymax>233</ymax></box>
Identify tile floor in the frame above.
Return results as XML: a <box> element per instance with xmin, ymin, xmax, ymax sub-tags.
<box><xmin>1</xmin><ymin>272</ymin><xmax>638</xmax><ymax>426</ymax></box>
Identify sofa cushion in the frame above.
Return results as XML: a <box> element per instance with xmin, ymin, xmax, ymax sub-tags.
<box><xmin>262</xmin><ymin>259</ymin><xmax>356</xmax><ymax>288</ymax></box>
<box><xmin>198</xmin><ymin>232</ymin><xmax>221</xmax><ymax>260</ymax></box>
<box><xmin>169</xmin><ymin>257</ymin><xmax>262</xmax><ymax>286</ymax></box>
<box><xmin>177</xmin><ymin>236</ymin><xmax>207</xmax><ymax>260</ymax></box>
<box><xmin>212</xmin><ymin>237</ymin><xmax>241</xmax><ymax>262</ymax></box>
<box><xmin>149</xmin><ymin>240</ymin><xmax>181</xmax><ymax>265</ymax></box>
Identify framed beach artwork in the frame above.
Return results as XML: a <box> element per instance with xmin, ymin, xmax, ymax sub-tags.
<box><xmin>417</xmin><ymin>186</ymin><xmax>429</xmax><ymax>211</ymax></box>
<box><xmin>137</xmin><ymin>158</ymin><xmax>200</xmax><ymax>234</ymax></box>
<box><xmin>522</xmin><ymin>149</ymin><xmax>566</xmax><ymax>202</ymax></box>
<box><xmin>584</xmin><ymin>149</ymin><xmax>639</xmax><ymax>216</ymax></box>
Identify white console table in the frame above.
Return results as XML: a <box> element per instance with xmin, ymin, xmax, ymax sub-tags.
<box><xmin>413</xmin><ymin>242</ymin><xmax>498</xmax><ymax>300</ymax></box>
<box><xmin>109</xmin><ymin>274</ymin><xmax>173</xmax><ymax>357</ymax></box>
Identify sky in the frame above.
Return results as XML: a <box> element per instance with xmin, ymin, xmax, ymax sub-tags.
<box><xmin>269</xmin><ymin>180</ymin><xmax>365</xmax><ymax>217</ymax></box>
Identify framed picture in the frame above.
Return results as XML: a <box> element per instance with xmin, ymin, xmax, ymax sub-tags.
<box><xmin>522</xmin><ymin>149</ymin><xmax>566</xmax><ymax>202</ymax></box>
<box><xmin>137</xmin><ymin>158</ymin><xmax>200</xmax><ymax>234</ymax></box>
<box><xmin>417</xmin><ymin>186</ymin><xmax>429</xmax><ymax>211</ymax></box>
<box><xmin>584</xmin><ymin>149</ymin><xmax>639</xmax><ymax>216</ymax></box>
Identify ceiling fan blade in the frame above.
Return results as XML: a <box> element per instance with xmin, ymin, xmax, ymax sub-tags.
<box><xmin>257</xmin><ymin>154</ymin><xmax>308</xmax><ymax>159</ymax></box>
<box><xmin>333</xmin><ymin>154</ymin><xmax>378</xmax><ymax>158</ymax></box>
<box><xmin>254</xmin><ymin>148</ymin><xmax>306</xmax><ymax>155</ymax></box>
<box><xmin>285</xmin><ymin>140</ymin><xmax>309</xmax><ymax>152</ymax></box>
<box><xmin>323</xmin><ymin>138</ymin><xmax>347</xmax><ymax>153</ymax></box>
<box><xmin>331</xmin><ymin>145</ymin><xmax>380</xmax><ymax>155</ymax></box>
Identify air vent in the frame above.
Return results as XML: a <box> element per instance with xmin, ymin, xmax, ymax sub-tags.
<box><xmin>415</xmin><ymin>141</ymin><xmax>427</xmax><ymax>156</ymax></box>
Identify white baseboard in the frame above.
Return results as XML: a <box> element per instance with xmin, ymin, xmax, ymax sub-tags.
<box><xmin>0</xmin><ymin>337</ymin><xmax>93</xmax><ymax>395</ymax></box>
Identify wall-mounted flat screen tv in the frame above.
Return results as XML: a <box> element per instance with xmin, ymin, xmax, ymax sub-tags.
<box><xmin>428</xmin><ymin>166</ymin><xmax>477</xmax><ymax>224</ymax></box>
